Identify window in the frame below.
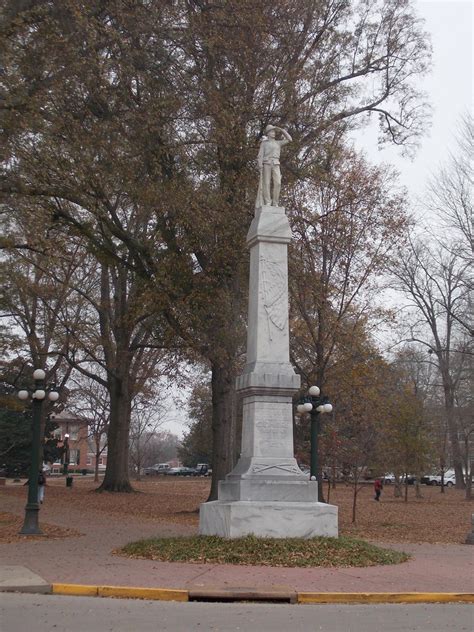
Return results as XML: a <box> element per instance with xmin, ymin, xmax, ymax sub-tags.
<box><xmin>69</xmin><ymin>449</ymin><xmax>80</xmax><ymax>465</ymax></box>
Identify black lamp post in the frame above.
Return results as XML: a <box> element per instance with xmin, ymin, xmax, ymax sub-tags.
<box><xmin>17</xmin><ymin>369</ymin><xmax>59</xmax><ymax>535</ymax></box>
<box><xmin>62</xmin><ymin>433</ymin><xmax>70</xmax><ymax>477</ymax></box>
<box><xmin>296</xmin><ymin>385</ymin><xmax>333</xmax><ymax>501</ymax></box>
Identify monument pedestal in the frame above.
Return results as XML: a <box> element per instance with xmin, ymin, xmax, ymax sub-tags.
<box><xmin>199</xmin><ymin>205</ymin><xmax>338</xmax><ymax>538</ymax></box>
<box><xmin>200</xmin><ymin>500</ymin><xmax>337</xmax><ymax>539</ymax></box>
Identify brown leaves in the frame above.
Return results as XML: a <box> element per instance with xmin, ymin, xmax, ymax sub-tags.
<box><xmin>0</xmin><ymin>511</ymin><xmax>82</xmax><ymax>544</ymax></box>
<box><xmin>117</xmin><ymin>534</ymin><xmax>408</xmax><ymax>568</ymax></box>
<box><xmin>1</xmin><ymin>477</ymin><xmax>470</xmax><ymax>545</ymax></box>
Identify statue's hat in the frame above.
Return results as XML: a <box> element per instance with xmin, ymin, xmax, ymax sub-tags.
<box><xmin>264</xmin><ymin>124</ymin><xmax>276</xmax><ymax>134</ymax></box>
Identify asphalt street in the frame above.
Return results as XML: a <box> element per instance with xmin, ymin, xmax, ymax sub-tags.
<box><xmin>1</xmin><ymin>593</ymin><xmax>472</xmax><ymax>632</ymax></box>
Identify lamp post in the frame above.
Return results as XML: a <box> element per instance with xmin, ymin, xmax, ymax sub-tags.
<box><xmin>63</xmin><ymin>433</ymin><xmax>70</xmax><ymax>477</ymax></box>
<box><xmin>17</xmin><ymin>369</ymin><xmax>59</xmax><ymax>535</ymax></box>
<box><xmin>296</xmin><ymin>385</ymin><xmax>333</xmax><ymax>501</ymax></box>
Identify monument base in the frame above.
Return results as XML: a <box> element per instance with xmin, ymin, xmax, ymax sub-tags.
<box><xmin>199</xmin><ymin>499</ymin><xmax>338</xmax><ymax>539</ymax></box>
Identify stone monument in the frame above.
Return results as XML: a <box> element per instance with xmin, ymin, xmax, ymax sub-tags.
<box><xmin>199</xmin><ymin>126</ymin><xmax>338</xmax><ymax>538</ymax></box>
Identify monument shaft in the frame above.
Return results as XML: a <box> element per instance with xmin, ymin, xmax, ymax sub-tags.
<box><xmin>199</xmin><ymin>204</ymin><xmax>338</xmax><ymax>538</ymax></box>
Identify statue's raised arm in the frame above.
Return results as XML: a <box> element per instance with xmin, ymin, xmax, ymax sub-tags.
<box><xmin>255</xmin><ymin>125</ymin><xmax>292</xmax><ymax>208</ymax></box>
<box><xmin>276</xmin><ymin>126</ymin><xmax>292</xmax><ymax>145</ymax></box>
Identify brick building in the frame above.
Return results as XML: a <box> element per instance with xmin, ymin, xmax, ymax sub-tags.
<box><xmin>49</xmin><ymin>411</ymin><xmax>107</xmax><ymax>474</ymax></box>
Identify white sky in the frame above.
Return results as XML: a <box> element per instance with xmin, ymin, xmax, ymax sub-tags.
<box><xmin>356</xmin><ymin>0</ymin><xmax>473</xmax><ymax>208</ymax></box>
<box><xmin>161</xmin><ymin>0</ymin><xmax>473</xmax><ymax>438</ymax></box>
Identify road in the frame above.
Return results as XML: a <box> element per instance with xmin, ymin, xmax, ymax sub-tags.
<box><xmin>1</xmin><ymin>593</ymin><xmax>472</xmax><ymax>632</ymax></box>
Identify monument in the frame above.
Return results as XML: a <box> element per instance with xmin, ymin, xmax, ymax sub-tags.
<box><xmin>199</xmin><ymin>126</ymin><xmax>338</xmax><ymax>538</ymax></box>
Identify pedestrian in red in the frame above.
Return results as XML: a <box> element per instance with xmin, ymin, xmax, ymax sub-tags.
<box><xmin>374</xmin><ymin>478</ymin><xmax>383</xmax><ymax>502</ymax></box>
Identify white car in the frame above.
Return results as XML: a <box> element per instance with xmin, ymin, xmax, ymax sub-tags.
<box><xmin>144</xmin><ymin>463</ymin><xmax>170</xmax><ymax>475</ymax></box>
<box><xmin>421</xmin><ymin>471</ymin><xmax>456</xmax><ymax>487</ymax></box>
<box><xmin>444</xmin><ymin>474</ymin><xmax>456</xmax><ymax>487</ymax></box>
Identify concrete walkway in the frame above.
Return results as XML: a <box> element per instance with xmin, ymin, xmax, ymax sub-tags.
<box><xmin>1</xmin><ymin>489</ymin><xmax>473</xmax><ymax>596</ymax></box>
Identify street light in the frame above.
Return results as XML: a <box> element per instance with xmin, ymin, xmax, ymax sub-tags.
<box><xmin>296</xmin><ymin>385</ymin><xmax>333</xmax><ymax>500</ymax></box>
<box><xmin>63</xmin><ymin>433</ymin><xmax>70</xmax><ymax>478</ymax></box>
<box><xmin>17</xmin><ymin>369</ymin><xmax>59</xmax><ymax>535</ymax></box>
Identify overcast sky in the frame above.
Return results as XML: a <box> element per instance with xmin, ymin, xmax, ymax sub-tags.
<box><xmin>162</xmin><ymin>0</ymin><xmax>473</xmax><ymax>438</ymax></box>
<box><xmin>356</xmin><ymin>0</ymin><xmax>473</xmax><ymax>209</ymax></box>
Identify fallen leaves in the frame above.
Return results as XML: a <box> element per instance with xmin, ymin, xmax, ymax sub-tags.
<box><xmin>0</xmin><ymin>511</ymin><xmax>82</xmax><ymax>543</ymax></box>
<box><xmin>117</xmin><ymin>534</ymin><xmax>409</xmax><ymax>568</ymax></box>
<box><xmin>1</xmin><ymin>477</ymin><xmax>472</xmax><ymax>544</ymax></box>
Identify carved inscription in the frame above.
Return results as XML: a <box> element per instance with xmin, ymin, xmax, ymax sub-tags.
<box><xmin>255</xmin><ymin>419</ymin><xmax>289</xmax><ymax>448</ymax></box>
<box><xmin>260</xmin><ymin>256</ymin><xmax>287</xmax><ymax>340</ymax></box>
<box><xmin>251</xmin><ymin>462</ymin><xmax>300</xmax><ymax>475</ymax></box>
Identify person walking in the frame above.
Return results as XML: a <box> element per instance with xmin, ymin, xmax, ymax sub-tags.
<box><xmin>374</xmin><ymin>478</ymin><xmax>383</xmax><ymax>501</ymax></box>
<box><xmin>37</xmin><ymin>469</ymin><xmax>46</xmax><ymax>504</ymax></box>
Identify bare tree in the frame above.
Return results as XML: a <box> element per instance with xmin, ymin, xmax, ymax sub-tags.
<box><xmin>289</xmin><ymin>144</ymin><xmax>408</xmax><ymax>389</ymax></box>
<box><xmin>391</xmin><ymin>238</ymin><xmax>472</xmax><ymax>492</ymax></box>
<box><xmin>61</xmin><ymin>257</ymin><xmax>173</xmax><ymax>492</ymax></box>
<box><xmin>425</xmin><ymin>113</ymin><xmax>474</xmax><ymax>339</ymax></box>
<box><xmin>129</xmin><ymin>392</ymin><xmax>166</xmax><ymax>481</ymax></box>
<box><xmin>427</xmin><ymin>113</ymin><xmax>473</xmax><ymax>263</ymax></box>
<box><xmin>68</xmin><ymin>376</ymin><xmax>109</xmax><ymax>482</ymax></box>
<box><xmin>0</xmin><ymin>221</ymin><xmax>88</xmax><ymax>451</ymax></box>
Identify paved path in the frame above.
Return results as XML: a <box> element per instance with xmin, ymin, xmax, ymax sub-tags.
<box><xmin>1</xmin><ymin>490</ymin><xmax>473</xmax><ymax>593</ymax></box>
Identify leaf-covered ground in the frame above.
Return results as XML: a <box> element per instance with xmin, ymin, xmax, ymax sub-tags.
<box><xmin>0</xmin><ymin>511</ymin><xmax>82</xmax><ymax>543</ymax></box>
<box><xmin>1</xmin><ymin>477</ymin><xmax>472</xmax><ymax>544</ymax></box>
<box><xmin>117</xmin><ymin>534</ymin><xmax>409</xmax><ymax>567</ymax></box>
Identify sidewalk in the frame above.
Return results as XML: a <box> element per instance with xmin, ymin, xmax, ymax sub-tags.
<box><xmin>1</xmin><ymin>488</ymin><xmax>473</xmax><ymax>597</ymax></box>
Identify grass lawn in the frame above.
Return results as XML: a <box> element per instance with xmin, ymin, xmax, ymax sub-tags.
<box><xmin>1</xmin><ymin>476</ymin><xmax>472</xmax><ymax>545</ymax></box>
<box><xmin>118</xmin><ymin>534</ymin><xmax>409</xmax><ymax>567</ymax></box>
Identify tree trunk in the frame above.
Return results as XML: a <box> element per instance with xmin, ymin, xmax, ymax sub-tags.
<box><xmin>466</xmin><ymin>476</ymin><xmax>472</xmax><ymax>500</ymax></box>
<box><xmin>207</xmin><ymin>360</ymin><xmax>237</xmax><ymax>502</ymax></box>
<box><xmin>331</xmin><ymin>461</ymin><xmax>337</xmax><ymax>489</ymax></box>
<box><xmin>351</xmin><ymin>479</ymin><xmax>358</xmax><ymax>523</ymax></box>
<box><xmin>135</xmin><ymin>446</ymin><xmax>142</xmax><ymax>481</ymax></box>
<box><xmin>94</xmin><ymin>435</ymin><xmax>100</xmax><ymax>482</ymax></box>
<box><xmin>39</xmin><ymin>409</ymin><xmax>48</xmax><ymax>466</ymax></box>
<box><xmin>97</xmin><ymin>376</ymin><xmax>133</xmax><ymax>493</ymax></box>
<box><xmin>443</xmin><ymin>384</ymin><xmax>464</xmax><ymax>489</ymax></box>
<box><xmin>394</xmin><ymin>477</ymin><xmax>402</xmax><ymax>497</ymax></box>
<box><xmin>317</xmin><ymin>462</ymin><xmax>326</xmax><ymax>503</ymax></box>
<box><xmin>465</xmin><ymin>457</ymin><xmax>472</xmax><ymax>501</ymax></box>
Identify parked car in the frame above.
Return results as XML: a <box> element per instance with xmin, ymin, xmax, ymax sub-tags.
<box><xmin>420</xmin><ymin>474</ymin><xmax>440</xmax><ymax>485</ymax></box>
<box><xmin>444</xmin><ymin>474</ymin><xmax>456</xmax><ymax>487</ymax></box>
<box><xmin>421</xmin><ymin>471</ymin><xmax>456</xmax><ymax>487</ymax></box>
<box><xmin>144</xmin><ymin>463</ymin><xmax>170</xmax><ymax>475</ymax></box>
<box><xmin>193</xmin><ymin>464</ymin><xmax>211</xmax><ymax>476</ymax></box>
<box><xmin>382</xmin><ymin>473</ymin><xmax>417</xmax><ymax>485</ymax></box>
<box><xmin>166</xmin><ymin>467</ymin><xmax>195</xmax><ymax>476</ymax></box>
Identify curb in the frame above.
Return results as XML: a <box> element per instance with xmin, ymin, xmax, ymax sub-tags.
<box><xmin>52</xmin><ymin>584</ymin><xmax>188</xmax><ymax>601</ymax></box>
<box><xmin>297</xmin><ymin>592</ymin><xmax>474</xmax><ymax>604</ymax></box>
<box><xmin>49</xmin><ymin>584</ymin><xmax>474</xmax><ymax>604</ymax></box>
